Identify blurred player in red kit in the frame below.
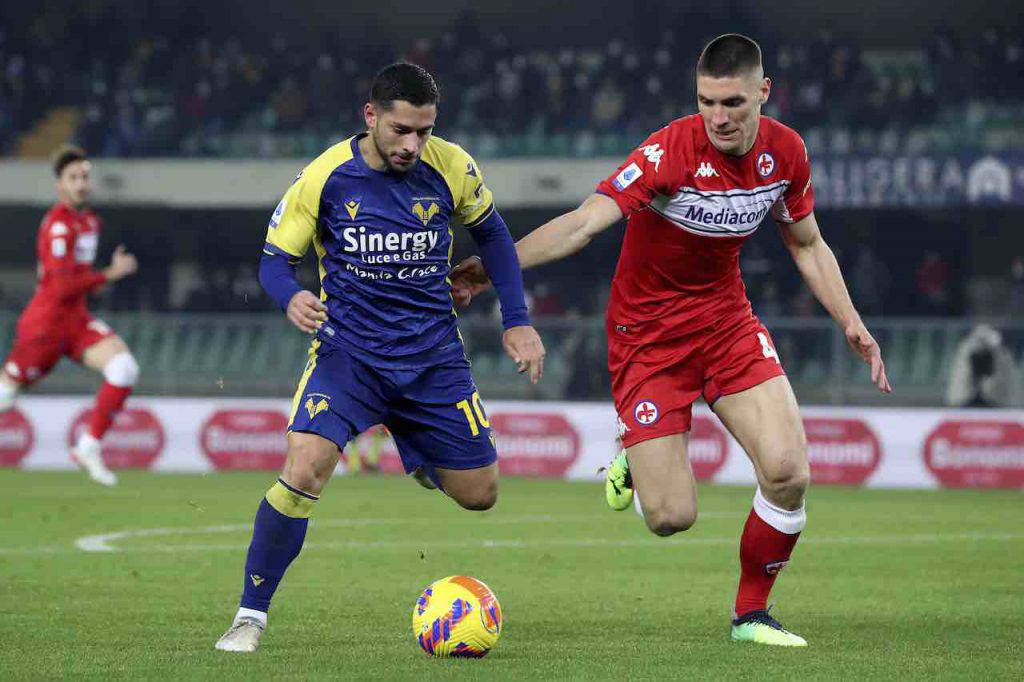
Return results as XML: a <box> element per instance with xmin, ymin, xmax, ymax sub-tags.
<box><xmin>0</xmin><ymin>146</ymin><xmax>140</xmax><ymax>486</ymax></box>
<box><xmin>452</xmin><ymin>34</ymin><xmax>891</xmax><ymax>646</ymax></box>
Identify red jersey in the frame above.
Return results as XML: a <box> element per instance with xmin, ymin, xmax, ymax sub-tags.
<box><xmin>596</xmin><ymin>114</ymin><xmax>814</xmax><ymax>344</ymax></box>
<box><xmin>24</xmin><ymin>202</ymin><xmax>107</xmax><ymax>321</ymax></box>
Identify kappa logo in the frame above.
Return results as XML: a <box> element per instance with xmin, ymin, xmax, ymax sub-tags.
<box><xmin>344</xmin><ymin>199</ymin><xmax>360</xmax><ymax>220</ymax></box>
<box><xmin>641</xmin><ymin>143</ymin><xmax>665</xmax><ymax>171</ymax></box>
<box><xmin>466</xmin><ymin>161</ymin><xmax>478</xmax><ymax>178</ymax></box>
<box><xmin>250</xmin><ymin>574</ymin><xmax>265</xmax><ymax>587</ymax></box>
<box><xmin>634</xmin><ymin>400</ymin><xmax>659</xmax><ymax>426</ymax></box>
<box><xmin>412</xmin><ymin>201</ymin><xmax>440</xmax><ymax>225</ymax></box>
<box><xmin>304</xmin><ymin>393</ymin><xmax>331</xmax><ymax>419</ymax></box>
<box><xmin>695</xmin><ymin>161</ymin><xmax>719</xmax><ymax>178</ymax></box>
<box><xmin>616</xmin><ymin>416</ymin><xmax>631</xmax><ymax>438</ymax></box>
<box><xmin>757</xmin><ymin>152</ymin><xmax>776</xmax><ymax>177</ymax></box>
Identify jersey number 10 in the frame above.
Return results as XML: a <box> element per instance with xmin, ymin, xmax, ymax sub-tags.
<box><xmin>456</xmin><ymin>391</ymin><xmax>490</xmax><ymax>436</ymax></box>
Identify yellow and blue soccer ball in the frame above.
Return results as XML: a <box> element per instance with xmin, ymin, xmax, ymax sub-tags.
<box><xmin>412</xmin><ymin>575</ymin><xmax>502</xmax><ymax>657</ymax></box>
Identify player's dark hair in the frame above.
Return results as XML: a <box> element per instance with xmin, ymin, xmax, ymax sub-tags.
<box><xmin>370</xmin><ymin>62</ymin><xmax>439</xmax><ymax>110</ymax></box>
<box><xmin>696</xmin><ymin>34</ymin><xmax>763</xmax><ymax>78</ymax></box>
<box><xmin>52</xmin><ymin>144</ymin><xmax>88</xmax><ymax>177</ymax></box>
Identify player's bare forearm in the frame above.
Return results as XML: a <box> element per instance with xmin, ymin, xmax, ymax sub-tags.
<box><xmin>782</xmin><ymin>213</ymin><xmax>891</xmax><ymax>392</ymax></box>
<box><xmin>515</xmin><ymin>193</ymin><xmax>622</xmax><ymax>269</ymax></box>
<box><xmin>782</xmin><ymin>215</ymin><xmax>860</xmax><ymax>328</ymax></box>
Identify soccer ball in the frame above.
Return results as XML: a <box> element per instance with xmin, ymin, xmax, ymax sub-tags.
<box><xmin>412</xmin><ymin>575</ymin><xmax>502</xmax><ymax>657</ymax></box>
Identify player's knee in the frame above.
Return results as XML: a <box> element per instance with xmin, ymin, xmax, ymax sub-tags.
<box><xmin>644</xmin><ymin>506</ymin><xmax>697</xmax><ymax>537</ymax></box>
<box><xmin>103</xmin><ymin>352</ymin><xmax>139</xmax><ymax>387</ymax></box>
<box><xmin>453</xmin><ymin>483</ymin><xmax>497</xmax><ymax>511</ymax></box>
<box><xmin>282</xmin><ymin>442</ymin><xmax>336</xmax><ymax>495</ymax></box>
<box><xmin>761</xmin><ymin>452</ymin><xmax>810</xmax><ymax>509</ymax></box>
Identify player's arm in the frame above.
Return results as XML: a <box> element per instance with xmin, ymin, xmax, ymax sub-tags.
<box><xmin>515</xmin><ymin>193</ymin><xmax>623</xmax><ymax>268</ymax></box>
<box><xmin>40</xmin><ymin>221</ymin><xmax>135</xmax><ymax>302</ymax></box>
<box><xmin>780</xmin><ymin>213</ymin><xmax>891</xmax><ymax>393</ymax></box>
<box><xmin>457</xmin><ymin>153</ymin><xmax>545</xmax><ymax>383</ymax></box>
<box><xmin>451</xmin><ymin>193</ymin><xmax>623</xmax><ymax>303</ymax></box>
<box><xmin>452</xmin><ymin>130</ymin><xmax>667</xmax><ymax>299</ymax></box>
<box><xmin>466</xmin><ymin>208</ymin><xmax>546</xmax><ymax>383</ymax></box>
<box><xmin>259</xmin><ymin>173</ymin><xmax>327</xmax><ymax>333</ymax></box>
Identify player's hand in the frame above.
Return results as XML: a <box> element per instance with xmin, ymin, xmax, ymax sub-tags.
<box><xmin>287</xmin><ymin>290</ymin><xmax>328</xmax><ymax>334</ymax></box>
<box><xmin>503</xmin><ymin>325</ymin><xmax>545</xmax><ymax>384</ymax></box>
<box><xmin>845</xmin><ymin>321</ymin><xmax>891</xmax><ymax>393</ymax></box>
<box><xmin>104</xmin><ymin>245</ymin><xmax>138</xmax><ymax>281</ymax></box>
<box><xmin>450</xmin><ymin>256</ymin><xmax>492</xmax><ymax>307</ymax></box>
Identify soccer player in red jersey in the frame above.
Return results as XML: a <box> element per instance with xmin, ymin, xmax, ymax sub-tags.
<box><xmin>0</xmin><ymin>146</ymin><xmax>140</xmax><ymax>486</ymax></box>
<box><xmin>452</xmin><ymin>34</ymin><xmax>891</xmax><ymax>646</ymax></box>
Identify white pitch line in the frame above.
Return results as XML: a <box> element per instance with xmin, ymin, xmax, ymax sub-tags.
<box><xmin>60</xmin><ymin>529</ymin><xmax>1024</xmax><ymax>556</ymax></box>
<box><xmin>69</xmin><ymin>512</ymin><xmax>744</xmax><ymax>553</ymax></box>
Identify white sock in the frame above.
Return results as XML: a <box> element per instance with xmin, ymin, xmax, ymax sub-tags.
<box><xmin>0</xmin><ymin>380</ymin><xmax>18</xmax><ymax>412</ymax></box>
<box><xmin>752</xmin><ymin>487</ymin><xmax>806</xmax><ymax>534</ymax></box>
<box><xmin>234</xmin><ymin>607</ymin><xmax>267</xmax><ymax>627</ymax></box>
<box><xmin>76</xmin><ymin>431</ymin><xmax>102</xmax><ymax>454</ymax></box>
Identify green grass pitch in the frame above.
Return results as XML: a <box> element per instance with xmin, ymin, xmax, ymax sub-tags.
<box><xmin>1</xmin><ymin>470</ymin><xmax>1022</xmax><ymax>680</ymax></box>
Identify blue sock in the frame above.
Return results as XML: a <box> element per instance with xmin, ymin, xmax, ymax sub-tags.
<box><xmin>239</xmin><ymin>479</ymin><xmax>318</xmax><ymax>613</ymax></box>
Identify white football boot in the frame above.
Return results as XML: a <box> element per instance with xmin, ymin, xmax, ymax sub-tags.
<box><xmin>71</xmin><ymin>433</ymin><xmax>117</xmax><ymax>486</ymax></box>
<box><xmin>215</xmin><ymin>616</ymin><xmax>265</xmax><ymax>652</ymax></box>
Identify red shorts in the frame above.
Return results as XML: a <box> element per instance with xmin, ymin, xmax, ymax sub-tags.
<box><xmin>608</xmin><ymin>313</ymin><xmax>785</xmax><ymax>448</ymax></box>
<box><xmin>3</xmin><ymin>308</ymin><xmax>115</xmax><ymax>386</ymax></box>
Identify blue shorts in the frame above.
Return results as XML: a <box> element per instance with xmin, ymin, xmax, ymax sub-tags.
<box><xmin>288</xmin><ymin>341</ymin><xmax>496</xmax><ymax>477</ymax></box>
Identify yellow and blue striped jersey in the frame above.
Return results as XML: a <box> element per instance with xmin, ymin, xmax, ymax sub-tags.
<box><xmin>264</xmin><ymin>134</ymin><xmax>494</xmax><ymax>368</ymax></box>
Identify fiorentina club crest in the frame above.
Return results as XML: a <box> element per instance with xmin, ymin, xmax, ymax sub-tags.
<box><xmin>757</xmin><ymin>152</ymin><xmax>776</xmax><ymax>177</ymax></box>
<box><xmin>634</xmin><ymin>400</ymin><xmax>659</xmax><ymax>426</ymax></box>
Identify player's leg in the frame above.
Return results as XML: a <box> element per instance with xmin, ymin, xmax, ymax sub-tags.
<box><xmin>386</xmin><ymin>364</ymin><xmax>499</xmax><ymax>511</ymax></box>
<box><xmin>705</xmin><ymin>320</ymin><xmax>808</xmax><ymax>646</ymax></box>
<box><xmin>604</xmin><ymin>328</ymin><xmax>704</xmax><ymax>530</ymax></box>
<box><xmin>72</xmin><ymin>328</ymin><xmax>139</xmax><ymax>486</ymax></box>
<box><xmin>217</xmin><ymin>431</ymin><xmax>340</xmax><ymax>653</ymax></box>
<box><xmin>624</xmin><ymin>432</ymin><xmax>699</xmax><ymax>536</ymax></box>
<box><xmin>0</xmin><ymin>330</ymin><xmax>65</xmax><ymax>411</ymax></box>
<box><xmin>435</xmin><ymin>462</ymin><xmax>498</xmax><ymax>511</ymax></box>
<box><xmin>217</xmin><ymin>343</ymin><xmax>380</xmax><ymax>652</ymax></box>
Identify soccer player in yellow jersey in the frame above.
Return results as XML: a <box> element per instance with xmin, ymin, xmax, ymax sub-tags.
<box><xmin>215</xmin><ymin>63</ymin><xmax>544</xmax><ymax>652</ymax></box>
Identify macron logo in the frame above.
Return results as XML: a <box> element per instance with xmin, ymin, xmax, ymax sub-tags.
<box><xmin>695</xmin><ymin>162</ymin><xmax>719</xmax><ymax>178</ymax></box>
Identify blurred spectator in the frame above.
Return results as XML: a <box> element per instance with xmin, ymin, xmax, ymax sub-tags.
<box><xmin>531</xmin><ymin>283</ymin><xmax>566</xmax><ymax>317</ymax></box>
<box><xmin>2</xmin><ymin>11</ymin><xmax>1023</xmax><ymax>157</ymax></box>
<box><xmin>851</xmin><ymin>248</ymin><xmax>890</xmax><ymax>315</ymax></box>
<box><xmin>915</xmin><ymin>251</ymin><xmax>952</xmax><ymax>314</ymax></box>
<box><xmin>945</xmin><ymin>325</ymin><xmax>1023</xmax><ymax>407</ymax></box>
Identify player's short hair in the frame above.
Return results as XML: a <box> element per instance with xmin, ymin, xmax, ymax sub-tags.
<box><xmin>696</xmin><ymin>34</ymin><xmax>763</xmax><ymax>78</ymax></box>
<box><xmin>370</xmin><ymin>63</ymin><xmax>439</xmax><ymax>110</ymax></box>
<box><xmin>52</xmin><ymin>144</ymin><xmax>88</xmax><ymax>177</ymax></box>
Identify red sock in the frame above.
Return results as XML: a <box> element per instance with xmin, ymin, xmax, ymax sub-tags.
<box><xmin>734</xmin><ymin>491</ymin><xmax>804</xmax><ymax>618</ymax></box>
<box><xmin>88</xmin><ymin>382</ymin><xmax>133</xmax><ymax>440</ymax></box>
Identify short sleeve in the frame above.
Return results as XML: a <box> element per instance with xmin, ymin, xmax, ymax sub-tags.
<box><xmin>772</xmin><ymin>137</ymin><xmax>815</xmax><ymax>224</ymax></box>
<box><xmin>264</xmin><ymin>168</ymin><xmax>322</xmax><ymax>259</ymax></box>
<box><xmin>38</xmin><ymin>213</ymin><xmax>75</xmax><ymax>272</ymax></box>
<box><xmin>454</xmin><ymin>149</ymin><xmax>495</xmax><ymax>228</ymax></box>
<box><xmin>595</xmin><ymin>126</ymin><xmax>680</xmax><ymax>217</ymax></box>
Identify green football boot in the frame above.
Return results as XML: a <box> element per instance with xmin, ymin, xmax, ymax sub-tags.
<box><xmin>730</xmin><ymin>608</ymin><xmax>807</xmax><ymax>647</ymax></box>
<box><xmin>603</xmin><ymin>450</ymin><xmax>633</xmax><ymax>511</ymax></box>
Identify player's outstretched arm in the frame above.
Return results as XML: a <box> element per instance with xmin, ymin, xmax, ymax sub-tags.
<box><xmin>515</xmin><ymin>192</ymin><xmax>623</xmax><ymax>269</ymax></box>
<box><xmin>450</xmin><ymin>193</ymin><xmax>622</xmax><ymax>303</ymax></box>
<box><xmin>780</xmin><ymin>213</ymin><xmax>891</xmax><ymax>393</ymax></box>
